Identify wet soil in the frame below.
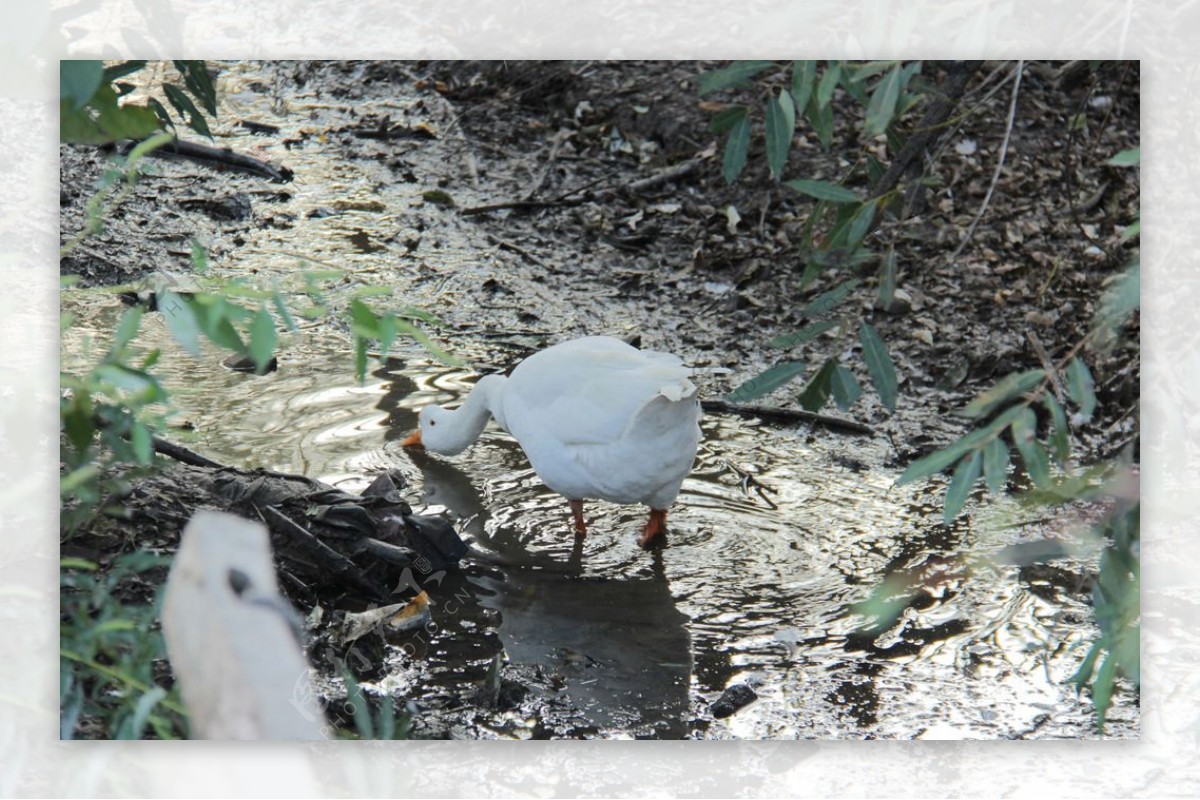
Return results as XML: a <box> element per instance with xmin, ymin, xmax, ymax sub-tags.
<box><xmin>59</xmin><ymin>60</ymin><xmax>1140</xmax><ymax>739</ymax></box>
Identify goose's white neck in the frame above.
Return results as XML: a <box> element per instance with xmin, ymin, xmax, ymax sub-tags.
<box><xmin>419</xmin><ymin>373</ymin><xmax>508</xmax><ymax>455</ymax></box>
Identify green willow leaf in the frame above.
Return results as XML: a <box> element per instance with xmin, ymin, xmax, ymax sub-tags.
<box><xmin>944</xmin><ymin>450</ymin><xmax>982</xmax><ymax>523</ymax></box>
<box><xmin>877</xmin><ymin>248</ymin><xmax>898</xmax><ymax>311</ymax></box>
<box><xmin>865</xmin><ymin>64</ymin><xmax>903</xmax><ymax>136</ymax></box>
<box><xmin>158</xmin><ymin>291</ymin><xmax>200</xmax><ymax>357</ymax></box>
<box><xmin>859</xmin><ymin>321</ymin><xmax>897</xmax><ymax>412</ymax></box>
<box><xmin>1106</xmin><ymin>147</ymin><xmax>1139</xmax><ymax>167</ymax></box>
<box><xmin>698</xmin><ymin>61</ymin><xmax>776</xmax><ymax>95</ymax></box>
<box><xmin>817</xmin><ymin>63</ymin><xmax>841</xmax><ymax>108</ymax></box>
<box><xmin>845</xmin><ymin>198</ymin><xmax>878</xmax><ymax>251</ymax></box>
<box><xmin>830</xmin><ymin>364</ymin><xmax>863</xmax><ymax>410</ymax></box>
<box><xmin>798</xmin><ymin>359</ymin><xmax>835</xmax><ymax>412</ymax></box>
<box><xmin>174</xmin><ymin>60</ymin><xmax>218</xmax><ymax>116</ymax></box>
<box><xmin>764</xmin><ymin>89</ymin><xmax>796</xmax><ymax>180</ymax></box>
<box><xmin>896</xmin><ymin>405</ymin><xmax>1025</xmax><ymax>486</ymax></box>
<box><xmin>790</xmin><ymin>60</ymin><xmax>817</xmax><ymax>116</ymax></box>
<box><xmin>1044</xmin><ymin>392</ymin><xmax>1071</xmax><ymax>463</ymax></box>
<box><xmin>982</xmin><ymin>436</ymin><xmax>1010</xmax><ymax>495</ymax></box>
<box><xmin>1066</xmin><ymin>357</ymin><xmax>1097</xmax><ymax>422</ymax></box>
<box><xmin>1011</xmin><ymin>407</ymin><xmax>1051</xmax><ymax>488</ymax></box>
<box><xmin>802</xmin><ymin>279</ymin><xmax>860</xmax><ymax>318</ymax></box>
<box><xmin>785</xmin><ymin>179</ymin><xmax>860</xmax><ymax>204</ymax></box>
<box><xmin>847</xmin><ymin>60</ymin><xmax>899</xmax><ymax>83</ymax></box>
<box><xmin>163</xmin><ymin>83</ymin><xmax>212</xmax><ymax>139</ymax></box>
<box><xmin>130</xmin><ymin>421</ymin><xmax>153</xmax><ymax>465</ymax></box>
<box><xmin>249</xmin><ymin>306</ymin><xmax>277</xmax><ymax>374</ymax></box>
<box><xmin>961</xmin><ymin>368</ymin><xmax>1045</xmax><ymax>419</ymax></box>
<box><xmin>770</xmin><ymin>320</ymin><xmax>838</xmax><ymax>349</ymax></box>
<box><xmin>61</xmin><ymin>60</ymin><xmax>104</xmax><ymax>109</ymax></box>
<box><xmin>805</xmin><ymin>92</ymin><xmax>833</xmax><ymax>149</ymax></box>
<box><xmin>727</xmin><ymin>361</ymin><xmax>807</xmax><ymax>403</ymax></box>
<box><xmin>708</xmin><ymin>105</ymin><xmax>748</xmax><ymax>134</ymax></box>
<box><xmin>354</xmin><ymin>335</ymin><xmax>368</xmax><ymax>384</ymax></box>
<box><xmin>349</xmin><ymin>301</ymin><xmax>382</xmax><ymax>341</ymax></box>
<box><xmin>102</xmin><ymin>60</ymin><xmax>148</xmax><ymax>84</ymax></box>
<box><xmin>722</xmin><ymin>115</ymin><xmax>751</xmax><ymax>184</ymax></box>
<box><xmin>111</xmin><ymin>307</ymin><xmax>144</xmax><ymax>355</ymax></box>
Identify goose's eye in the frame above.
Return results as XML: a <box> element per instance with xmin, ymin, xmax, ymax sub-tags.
<box><xmin>429</xmin><ymin>419</ymin><xmax>436</xmax><ymax>426</ymax></box>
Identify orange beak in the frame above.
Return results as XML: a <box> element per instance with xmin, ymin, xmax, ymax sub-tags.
<box><xmin>401</xmin><ymin>429</ymin><xmax>424</xmax><ymax>448</ymax></box>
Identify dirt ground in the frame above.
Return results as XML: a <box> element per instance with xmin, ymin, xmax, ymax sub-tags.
<box><xmin>59</xmin><ymin>60</ymin><xmax>1140</xmax><ymax>738</ymax></box>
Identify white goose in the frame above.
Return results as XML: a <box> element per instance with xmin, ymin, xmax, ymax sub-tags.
<box><xmin>402</xmin><ymin>336</ymin><xmax>702</xmax><ymax>547</ymax></box>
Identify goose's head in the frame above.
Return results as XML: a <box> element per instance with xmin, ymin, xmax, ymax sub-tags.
<box><xmin>402</xmin><ymin>374</ymin><xmax>505</xmax><ymax>456</ymax></box>
<box><xmin>401</xmin><ymin>404</ymin><xmax>476</xmax><ymax>455</ymax></box>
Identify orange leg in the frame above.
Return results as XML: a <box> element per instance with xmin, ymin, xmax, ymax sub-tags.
<box><xmin>568</xmin><ymin>499</ymin><xmax>588</xmax><ymax>535</ymax></box>
<box><xmin>637</xmin><ymin>508</ymin><xmax>669</xmax><ymax>548</ymax></box>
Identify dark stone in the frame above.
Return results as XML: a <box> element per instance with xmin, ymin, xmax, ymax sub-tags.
<box><xmin>711</xmin><ymin>683</ymin><xmax>758</xmax><ymax>719</ymax></box>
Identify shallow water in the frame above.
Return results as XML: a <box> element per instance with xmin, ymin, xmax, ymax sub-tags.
<box><xmin>60</xmin><ymin>297</ymin><xmax>1137</xmax><ymax>739</ymax></box>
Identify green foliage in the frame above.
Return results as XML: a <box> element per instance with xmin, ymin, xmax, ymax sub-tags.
<box><xmin>61</xmin><ymin>60</ymin><xmax>218</xmax><ymax>145</ymax></box>
<box><xmin>726</xmin><ymin>360</ymin><xmax>806</xmax><ymax>403</ymax></box>
<box><xmin>785</xmin><ymin>179</ymin><xmax>861</xmax><ymax>204</ymax></box>
<box><xmin>337</xmin><ymin>669</ymin><xmax>413</xmax><ymax>739</ymax></box>
<box><xmin>700</xmin><ymin>60</ymin><xmax>924</xmax><ymax>186</ymax></box>
<box><xmin>858</xmin><ymin>321</ymin><xmax>897</xmax><ymax>412</ymax></box>
<box><xmin>1071</xmin><ymin>500</ymin><xmax>1139</xmax><ymax>730</ymax></box>
<box><xmin>764</xmin><ymin>89</ymin><xmax>796</xmax><ymax>180</ymax></box>
<box><xmin>730</xmin><ymin>277</ymin><xmax>898</xmax><ymax>414</ymax></box>
<box><xmin>698</xmin><ymin>62</ymin><xmax>934</xmax><ymax>419</ymax></box>
<box><xmin>883</xmin><ymin>237</ymin><xmax>1140</xmax><ymax>730</ymax></box>
<box><xmin>60</xmin><ymin>553</ymin><xmax>188</xmax><ymax>739</ymax></box>
<box><xmin>722</xmin><ymin>113</ymin><xmax>751</xmax><ymax>185</ymax></box>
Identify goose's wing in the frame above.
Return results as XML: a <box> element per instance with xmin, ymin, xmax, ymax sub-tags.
<box><xmin>500</xmin><ymin>337</ymin><xmax>695</xmax><ymax>447</ymax></box>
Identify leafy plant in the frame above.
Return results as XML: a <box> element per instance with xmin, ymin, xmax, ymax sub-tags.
<box><xmin>700</xmin><ymin>60</ymin><xmax>924</xmax><ymax>185</ymax></box>
<box><xmin>724</xmin><ymin>276</ymin><xmax>898</xmax><ymax>414</ymax></box>
<box><xmin>702</xmin><ymin>61</ymin><xmax>934</xmax><ymax>416</ymax></box>
<box><xmin>864</xmin><ymin>166</ymin><xmax>1140</xmax><ymax>733</ymax></box>
<box><xmin>61</xmin><ymin>60</ymin><xmax>217</xmax><ymax>145</ymax></box>
<box><xmin>60</xmin><ymin>553</ymin><xmax>188</xmax><ymax>739</ymax></box>
<box><xmin>335</xmin><ymin>668</ymin><xmax>414</xmax><ymax>739</ymax></box>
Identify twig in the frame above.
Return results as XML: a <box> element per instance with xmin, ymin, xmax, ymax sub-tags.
<box><xmin>486</xmin><ymin>234</ymin><xmax>546</xmax><ymax>267</ymax></box>
<box><xmin>152</xmin><ymin>435</ymin><xmax>226</xmax><ymax>469</ymax></box>
<box><xmin>1026</xmin><ymin>331</ymin><xmax>1065</xmax><ymax>403</ymax></box>
<box><xmin>626</xmin><ymin>155</ymin><xmax>706</xmax><ymax>194</ymax></box>
<box><xmin>946</xmin><ymin>60</ymin><xmax>1025</xmax><ymax>266</ymax></box>
<box><xmin>460</xmin><ymin>197</ymin><xmax>585</xmax><ymax>216</ymax></box>
<box><xmin>128</xmin><ymin>137</ymin><xmax>294</xmax><ymax>182</ymax></box>
<box><xmin>701</xmin><ymin>399</ymin><xmax>874</xmax><ymax>436</ymax></box>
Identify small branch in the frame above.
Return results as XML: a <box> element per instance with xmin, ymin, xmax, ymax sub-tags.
<box><xmin>946</xmin><ymin>60</ymin><xmax>1024</xmax><ymax>266</ymax></box>
<box><xmin>152</xmin><ymin>435</ymin><xmax>226</xmax><ymax>469</ymax></box>
<box><xmin>701</xmin><ymin>399</ymin><xmax>874</xmax><ymax>436</ymax></box>
<box><xmin>626</xmin><ymin>155</ymin><xmax>706</xmax><ymax>194</ymax></box>
<box><xmin>1026</xmin><ymin>331</ymin><xmax>1065</xmax><ymax>404</ymax></box>
<box><xmin>486</xmin><ymin>234</ymin><xmax>546</xmax><ymax>267</ymax></box>
<box><xmin>460</xmin><ymin>197</ymin><xmax>585</xmax><ymax>216</ymax></box>
<box><xmin>128</xmin><ymin>137</ymin><xmax>294</xmax><ymax>182</ymax></box>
